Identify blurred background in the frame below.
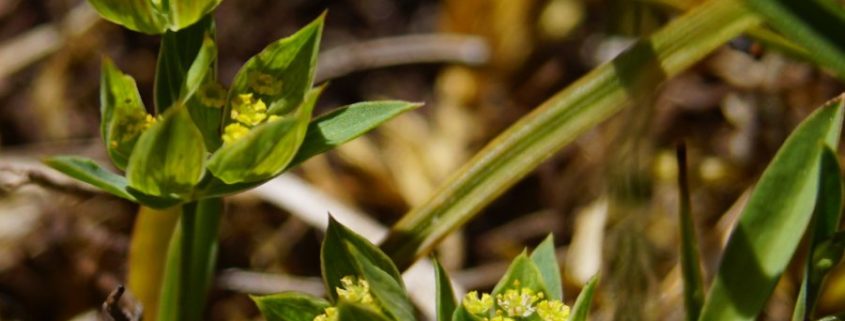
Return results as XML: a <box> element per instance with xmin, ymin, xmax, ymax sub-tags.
<box><xmin>0</xmin><ymin>0</ymin><xmax>844</xmax><ymax>320</ymax></box>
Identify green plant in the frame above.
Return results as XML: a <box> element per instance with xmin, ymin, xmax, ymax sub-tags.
<box><xmin>253</xmin><ymin>219</ymin><xmax>599</xmax><ymax>321</ymax></box>
<box><xmin>45</xmin><ymin>2</ymin><xmax>419</xmax><ymax>321</ymax></box>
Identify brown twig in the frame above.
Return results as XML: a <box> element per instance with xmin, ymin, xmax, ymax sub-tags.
<box><xmin>315</xmin><ymin>34</ymin><xmax>490</xmax><ymax>82</ymax></box>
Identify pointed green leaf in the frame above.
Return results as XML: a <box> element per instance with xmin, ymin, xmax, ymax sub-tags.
<box><xmin>452</xmin><ymin>306</ymin><xmax>484</xmax><ymax>321</ymax></box>
<box><xmin>793</xmin><ymin>147</ymin><xmax>843</xmax><ymax>321</ymax></box>
<box><xmin>530</xmin><ymin>234</ymin><xmax>563</xmax><ymax>300</ymax></box>
<box><xmin>43</xmin><ymin>156</ymin><xmax>181</xmax><ymax>208</ymax></box>
<box><xmin>154</xmin><ymin>15</ymin><xmax>216</xmax><ymax>114</ymax></box>
<box><xmin>336</xmin><ymin>302</ymin><xmax>393</xmax><ymax>321</ymax></box>
<box><xmin>100</xmin><ymin>58</ymin><xmax>151</xmax><ymax>170</ymax></box>
<box><xmin>434</xmin><ymin>258</ymin><xmax>457</xmax><ymax>321</ymax></box>
<box><xmin>744</xmin><ymin>0</ymin><xmax>845</xmax><ymax>79</ymax></box>
<box><xmin>491</xmin><ymin>252</ymin><xmax>550</xmax><ymax>298</ymax></box>
<box><xmin>222</xmin><ymin>14</ymin><xmax>323</xmax><ymax>126</ymax></box>
<box><xmin>194</xmin><ymin>100</ymin><xmax>420</xmax><ymax>197</ymax></box>
<box><xmin>291</xmin><ymin>101</ymin><xmax>423</xmax><ymax>166</ymax></box>
<box><xmin>252</xmin><ymin>293</ymin><xmax>330</xmax><ymax>321</ymax></box>
<box><xmin>127</xmin><ymin>106</ymin><xmax>207</xmax><ymax>196</ymax></box>
<box><xmin>207</xmin><ymin>87</ymin><xmax>321</xmax><ymax>184</ymax></box>
<box><xmin>350</xmin><ymin>245</ymin><xmax>415</xmax><ymax>321</ymax></box>
<box><xmin>321</xmin><ymin>218</ymin><xmax>404</xmax><ymax>303</ymax></box>
<box><xmin>567</xmin><ymin>275</ymin><xmax>598</xmax><ymax>321</ymax></box>
<box><xmin>699</xmin><ymin>97</ymin><xmax>845</xmax><ymax>321</ymax></box>
<box><xmin>44</xmin><ymin>156</ymin><xmax>135</xmax><ymax>201</ymax></box>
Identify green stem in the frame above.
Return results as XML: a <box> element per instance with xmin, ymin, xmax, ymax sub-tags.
<box><xmin>158</xmin><ymin>198</ymin><xmax>223</xmax><ymax>321</ymax></box>
<box><xmin>380</xmin><ymin>0</ymin><xmax>762</xmax><ymax>269</ymax></box>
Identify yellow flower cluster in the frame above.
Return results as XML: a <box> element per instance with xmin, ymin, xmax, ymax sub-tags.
<box><xmin>222</xmin><ymin>93</ymin><xmax>281</xmax><ymax>144</ymax></box>
<box><xmin>111</xmin><ymin>109</ymin><xmax>157</xmax><ymax>148</ymax></box>
<box><xmin>313</xmin><ymin>276</ymin><xmax>379</xmax><ymax>321</ymax></box>
<box><xmin>462</xmin><ymin>285</ymin><xmax>570</xmax><ymax>321</ymax></box>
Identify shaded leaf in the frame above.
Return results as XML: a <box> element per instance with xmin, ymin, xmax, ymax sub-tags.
<box><xmin>744</xmin><ymin>0</ymin><xmax>845</xmax><ymax>79</ymax></box>
<box><xmin>127</xmin><ymin>106</ymin><xmax>207</xmax><ymax>196</ymax></box>
<box><xmin>155</xmin><ymin>15</ymin><xmax>216</xmax><ymax>114</ymax></box>
<box><xmin>100</xmin><ymin>58</ymin><xmax>150</xmax><ymax>170</ymax></box>
<box><xmin>350</xmin><ymin>245</ymin><xmax>415</xmax><ymax>321</ymax></box>
<box><xmin>699</xmin><ymin>97</ymin><xmax>845</xmax><ymax>321</ymax></box>
<box><xmin>676</xmin><ymin>143</ymin><xmax>704</xmax><ymax>321</ymax></box>
<box><xmin>567</xmin><ymin>275</ymin><xmax>598</xmax><ymax>321</ymax></box>
<box><xmin>530</xmin><ymin>234</ymin><xmax>563</xmax><ymax>300</ymax></box>
<box><xmin>252</xmin><ymin>292</ymin><xmax>330</xmax><ymax>321</ymax></box>
<box><xmin>207</xmin><ymin>87</ymin><xmax>321</xmax><ymax>184</ymax></box>
<box><xmin>434</xmin><ymin>258</ymin><xmax>457</xmax><ymax>321</ymax></box>
<box><xmin>321</xmin><ymin>217</ymin><xmax>404</xmax><ymax>303</ymax></box>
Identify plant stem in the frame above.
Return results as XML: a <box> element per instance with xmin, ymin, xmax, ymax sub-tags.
<box><xmin>158</xmin><ymin>198</ymin><xmax>223</xmax><ymax>321</ymax></box>
<box><xmin>127</xmin><ymin>206</ymin><xmax>180</xmax><ymax>321</ymax></box>
<box><xmin>380</xmin><ymin>0</ymin><xmax>762</xmax><ymax>270</ymax></box>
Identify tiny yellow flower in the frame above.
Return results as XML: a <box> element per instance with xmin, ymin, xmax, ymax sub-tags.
<box><xmin>486</xmin><ymin>315</ymin><xmax>515</xmax><ymax>321</ymax></box>
<box><xmin>248</xmin><ymin>71</ymin><xmax>283</xmax><ymax>95</ymax></box>
<box><xmin>463</xmin><ymin>291</ymin><xmax>493</xmax><ymax>316</ymax></box>
<box><xmin>536</xmin><ymin>300</ymin><xmax>570</xmax><ymax>321</ymax></box>
<box><xmin>222</xmin><ymin>123</ymin><xmax>250</xmax><ymax>144</ymax></box>
<box><xmin>313</xmin><ymin>307</ymin><xmax>337</xmax><ymax>321</ymax></box>
<box><xmin>337</xmin><ymin>276</ymin><xmax>374</xmax><ymax>306</ymax></box>
<box><xmin>496</xmin><ymin>287</ymin><xmax>542</xmax><ymax>318</ymax></box>
<box><xmin>230</xmin><ymin>93</ymin><xmax>268</xmax><ymax>126</ymax></box>
<box><xmin>267</xmin><ymin>115</ymin><xmax>281</xmax><ymax>122</ymax></box>
<box><xmin>197</xmin><ymin>82</ymin><xmax>227</xmax><ymax>108</ymax></box>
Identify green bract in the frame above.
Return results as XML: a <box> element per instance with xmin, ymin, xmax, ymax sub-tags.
<box><xmin>87</xmin><ymin>0</ymin><xmax>223</xmax><ymax>34</ymax></box>
<box><xmin>45</xmin><ymin>15</ymin><xmax>421</xmax><ymax>207</ymax></box>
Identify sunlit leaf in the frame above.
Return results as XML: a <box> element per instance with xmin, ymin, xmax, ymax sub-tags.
<box><xmin>699</xmin><ymin>97</ymin><xmax>845</xmax><ymax>321</ymax></box>
<box><xmin>222</xmin><ymin>14</ymin><xmax>323</xmax><ymax>127</ymax></box>
<box><xmin>530</xmin><ymin>234</ymin><xmax>563</xmax><ymax>300</ymax></box>
<box><xmin>207</xmin><ymin>87</ymin><xmax>321</xmax><ymax>184</ymax></box>
<box><xmin>252</xmin><ymin>292</ymin><xmax>329</xmax><ymax>321</ymax></box>
<box><xmin>491</xmin><ymin>252</ymin><xmax>549</xmax><ymax>298</ymax></box>
<box><xmin>86</xmin><ymin>0</ymin><xmax>222</xmax><ymax>34</ymax></box>
<box><xmin>126</xmin><ymin>106</ymin><xmax>207</xmax><ymax>196</ymax></box>
<box><xmin>100</xmin><ymin>58</ymin><xmax>150</xmax><ymax>170</ymax></box>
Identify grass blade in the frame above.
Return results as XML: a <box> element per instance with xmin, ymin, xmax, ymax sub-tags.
<box><xmin>698</xmin><ymin>96</ymin><xmax>845</xmax><ymax>321</ymax></box>
<box><xmin>744</xmin><ymin>0</ymin><xmax>845</xmax><ymax>79</ymax></box>
<box><xmin>380</xmin><ymin>0</ymin><xmax>762</xmax><ymax>269</ymax></box>
<box><xmin>676</xmin><ymin>143</ymin><xmax>704</xmax><ymax>321</ymax></box>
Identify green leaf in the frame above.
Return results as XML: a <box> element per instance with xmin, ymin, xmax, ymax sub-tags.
<box><xmin>207</xmin><ymin>87</ymin><xmax>321</xmax><ymax>184</ymax></box>
<box><xmin>336</xmin><ymin>302</ymin><xmax>393</xmax><ymax>321</ymax></box>
<box><xmin>567</xmin><ymin>275</ymin><xmax>598</xmax><ymax>321</ymax></box>
<box><xmin>222</xmin><ymin>14</ymin><xmax>323</xmax><ymax>127</ymax></box>
<box><xmin>86</xmin><ymin>0</ymin><xmax>222</xmax><ymax>34</ymax></box>
<box><xmin>744</xmin><ymin>0</ymin><xmax>845</xmax><ymax>79</ymax></box>
<box><xmin>530</xmin><ymin>234</ymin><xmax>563</xmax><ymax>300</ymax></box>
<box><xmin>379</xmin><ymin>0</ymin><xmax>762</xmax><ymax>269</ymax></box>
<box><xmin>434</xmin><ymin>258</ymin><xmax>457</xmax><ymax>321</ymax></box>
<box><xmin>452</xmin><ymin>306</ymin><xmax>484</xmax><ymax>321</ymax></box>
<box><xmin>43</xmin><ymin>156</ymin><xmax>181</xmax><ymax>208</ymax></box>
<box><xmin>252</xmin><ymin>292</ymin><xmax>330</xmax><ymax>321</ymax></box>
<box><xmin>194</xmin><ymin>100</ymin><xmax>420</xmax><ymax>197</ymax></box>
<box><xmin>350</xmin><ymin>245</ymin><xmax>416</xmax><ymax>321</ymax></box>
<box><xmin>291</xmin><ymin>101</ymin><xmax>423</xmax><ymax>166</ymax></box>
<box><xmin>676</xmin><ymin>143</ymin><xmax>704</xmax><ymax>321</ymax></box>
<box><xmin>87</xmin><ymin>0</ymin><xmax>167</xmax><ymax>34</ymax></box>
<box><xmin>491</xmin><ymin>252</ymin><xmax>549</xmax><ymax>298</ymax></box>
<box><xmin>154</xmin><ymin>15</ymin><xmax>216</xmax><ymax>114</ymax></box>
<box><xmin>126</xmin><ymin>106</ymin><xmax>207</xmax><ymax>196</ymax></box>
<box><xmin>698</xmin><ymin>97</ymin><xmax>845</xmax><ymax>321</ymax></box>
<box><xmin>321</xmin><ymin>217</ymin><xmax>404</xmax><ymax>302</ymax></box>
<box><xmin>100</xmin><ymin>58</ymin><xmax>150</xmax><ymax>170</ymax></box>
